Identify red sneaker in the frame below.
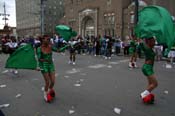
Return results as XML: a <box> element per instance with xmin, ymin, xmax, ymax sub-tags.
<box><xmin>46</xmin><ymin>93</ymin><xmax>53</xmax><ymax>103</ymax></box>
<box><xmin>49</xmin><ymin>89</ymin><xmax>55</xmax><ymax>98</ymax></box>
<box><xmin>131</xmin><ymin>62</ymin><xmax>135</xmax><ymax>68</ymax></box>
<box><xmin>143</xmin><ymin>93</ymin><xmax>155</xmax><ymax>104</ymax></box>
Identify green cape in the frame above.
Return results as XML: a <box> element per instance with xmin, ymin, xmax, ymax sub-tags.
<box><xmin>55</xmin><ymin>25</ymin><xmax>77</xmax><ymax>41</ymax></box>
<box><xmin>135</xmin><ymin>5</ymin><xmax>175</xmax><ymax>49</ymax></box>
<box><xmin>5</xmin><ymin>44</ymin><xmax>37</xmax><ymax>69</ymax></box>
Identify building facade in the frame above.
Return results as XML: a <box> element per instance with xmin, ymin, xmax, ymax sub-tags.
<box><xmin>16</xmin><ymin>0</ymin><xmax>64</xmax><ymax>37</ymax></box>
<box><xmin>64</xmin><ymin>0</ymin><xmax>131</xmax><ymax>38</ymax></box>
<box><xmin>0</xmin><ymin>25</ymin><xmax>13</xmax><ymax>36</ymax></box>
<box><xmin>64</xmin><ymin>0</ymin><xmax>175</xmax><ymax>39</ymax></box>
<box><xmin>123</xmin><ymin>0</ymin><xmax>175</xmax><ymax>37</ymax></box>
<box><xmin>44</xmin><ymin>0</ymin><xmax>64</xmax><ymax>35</ymax></box>
<box><xmin>16</xmin><ymin>0</ymin><xmax>40</xmax><ymax>37</ymax></box>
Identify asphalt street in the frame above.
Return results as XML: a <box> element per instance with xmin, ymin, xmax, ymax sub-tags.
<box><xmin>0</xmin><ymin>52</ymin><xmax>175</xmax><ymax>116</ymax></box>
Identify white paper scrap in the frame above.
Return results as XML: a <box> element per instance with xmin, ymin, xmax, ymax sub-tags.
<box><xmin>107</xmin><ymin>65</ymin><xmax>112</xmax><ymax>68</ymax></box>
<box><xmin>2</xmin><ymin>70</ymin><xmax>9</xmax><ymax>74</ymax></box>
<box><xmin>0</xmin><ymin>104</ymin><xmax>10</xmax><ymax>108</ymax></box>
<box><xmin>164</xmin><ymin>90</ymin><xmax>169</xmax><ymax>94</ymax></box>
<box><xmin>74</xmin><ymin>84</ymin><xmax>81</xmax><ymax>87</ymax></box>
<box><xmin>0</xmin><ymin>85</ymin><xmax>6</xmax><ymax>88</ymax></box>
<box><xmin>69</xmin><ymin>110</ymin><xmax>75</xmax><ymax>114</ymax></box>
<box><xmin>114</xmin><ymin>107</ymin><xmax>121</xmax><ymax>114</ymax></box>
<box><xmin>16</xmin><ymin>94</ymin><xmax>22</xmax><ymax>98</ymax></box>
<box><xmin>41</xmin><ymin>87</ymin><xmax>44</xmax><ymax>91</ymax></box>
<box><xmin>64</xmin><ymin>76</ymin><xmax>70</xmax><ymax>78</ymax></box>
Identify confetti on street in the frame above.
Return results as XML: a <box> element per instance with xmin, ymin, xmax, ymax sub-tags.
<box><xmin>107</xmin><ymin>65</ymin><xmax>112</xmax><ymax>68</ymax></box>
<box><xmin>74</xmin><ymin>83</ymin><xmax>81</xmax><ymax>87</ymax></box>
<box><xmin>88</xmin><ymin>64</ymin><xmax>106</xmax><ymax>69</ymax></box>
<box><xmin>0</xmin><ymin>104</ymin><xmax>10</xmax><ymax>108</ymax></box>
<box><xmin>69</xmin><ymin>110</ymin><xmax>75</xmax><ymax>114</ymax></box>
<box><xmin>1</xmin><ymin>70</ymin><xmax>9</xmax><ymax>74</ymax></box>
<box><xmin>64</xmin><ymin>75</ymin><xmax>70</xmax><ymax>78</ymax></box>
<box><xmin>0</xmin><ymin>85</ymin><xmax>6</xmax><ymax>88</ymax></box>
<box><xmin>114</xmin><ymin>107</ymin><xmax>121</xmax><ymax>115</ymax></box>
<box><xmin>15</xmin><ymin>94</ymin><xmax>22</xmax><ymax>98</ymax></box>
<box><xmin>164</xmin><ymin>90</ymin><xmax>169</xmax><ymax>94</ymax></box>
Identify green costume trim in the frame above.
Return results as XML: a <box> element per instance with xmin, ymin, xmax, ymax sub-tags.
<box><xmin>59</xmin><ymin>45</ymin><xmax>69</xmax><ymax>52</ymax></box>
<box><xmin>140</xmin><ymin>43</ymin><xmax>155</xmax><ymax>76</ymax></box>
<box><xmin>37</xmin><ymin>46</ymin><xmax>57</xmax><ymax>73</ymax></box>
<box><xmin>140</xmin><ymin>43</ymin><xmax>155</xmax><ymax>61</ymax></box>
<box><xmin>142</xmin><ymin>64</ymin><xmax>154</xmax><ymax>76</ymax></box>
<box><xmin>129</xmin><ymin>40</ymin><xmax>136</xmax><ymax>54</ymax></box>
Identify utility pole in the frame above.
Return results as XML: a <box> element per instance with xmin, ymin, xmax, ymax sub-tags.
<box><xmin>134</xmin><ymin>0</ymin><xmax>139</xmax><ymax>25</ymax></box>
<box><xmin>129</xmin><ymin>0</ymin><xmax>139</xmax><ymax>37</ymax></box>
<box><xmin>40</xmin><ymin>0</ymin><xmax>46</xmax><ymax>35</ymax></box>
<box><xmin>0</xmin><ymin>2</ymin><xmax>10</xmax><ymax>26</ymax></box>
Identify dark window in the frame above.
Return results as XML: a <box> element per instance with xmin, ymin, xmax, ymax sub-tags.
<box><xmin>112</xmin><ymin>29</ymin><xmax>115</xmax><ymax>37</ymax></box>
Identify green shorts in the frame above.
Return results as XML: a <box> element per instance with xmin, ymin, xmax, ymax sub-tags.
<box><xmin>142</xmin><ymin>64</ymin><xmax>154</xmax><ymax>76</ymax></box>
<box><xmin>129</xmin><ymin>47</ymin><xmax>136</xmax><ymax>55</ymax></box>
<box><xmin>40</xmin><ymin>62</ymin><xmax>55</xmax><ymax>73</ymax></box>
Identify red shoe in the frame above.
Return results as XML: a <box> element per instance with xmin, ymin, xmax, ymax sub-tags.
<box><xmin>143</xmin><ymin>93</ymin><xmax>155</xmax><ymax>104</ymax></box>
<box><xmin>49</xmin><ymin>89</ymin><xmax>55</xmax><ymax>98</ymax></box>
<box><xmin>45</xmin><ymin>93</ymin><xmax>53</xmax><ymax>103</ymax></box>
<box><xmin>131</xmin><ymin>62</ymin><xmax>135</xmax><ymax>68</ymax></box>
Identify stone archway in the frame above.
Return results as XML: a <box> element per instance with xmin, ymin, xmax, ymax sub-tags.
<box><xmin>79</xmin><ymin>8</ymin><xmax>98</xmax><ymax>37</ymax></box>
<box><xmin>123</xmin><ymin>0</ymin><xmax>148</xmax><ymax>37</ymax></box>
<box><xmin>81</xmin><ymin>16</ymin><xmax>95</xmax><ymax>37</ymax></box>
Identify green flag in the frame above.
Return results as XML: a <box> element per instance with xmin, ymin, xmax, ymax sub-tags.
<box><xmin>59</xmin><ymin>45</ymin><xmax>69</xmax><ymax>52</ymax></box>
<box><xmin>135</xmin><ymin>5</ymin><xmax>175</xmax><ymax>49</ymax></box>
<box><xmin>55</xmin><ymin>25</ymin><xmax>77</xmax><ymax>41</ymax></box>
<box><xmin>5</xmin><ymin>44</ymin><xmax>37</xmax><ymax>70</ymax></box>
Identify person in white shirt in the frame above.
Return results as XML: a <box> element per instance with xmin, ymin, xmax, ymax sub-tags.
<box><xmin>5</xmin><ymin>37</ymin><xmax>19</xmax><ymax>74</ymax></box>
<box><xmin>68</xmin><ymin>38</ymin><xmax>78</xmax><ymax>65</ymax></box>
<box><xmin>5</xmin><ymin>39</ymin><xmax>18</xmax><ymax>54</ymax></box>
<box><xmin>34</xmin><ymin>36</ymin><xmax>41</xmax><ymax>49</ymax></box>
<box><xmin>154</xmin><ymin>43</ymin><xmax>163</xmax><ymax>61</ymax></box>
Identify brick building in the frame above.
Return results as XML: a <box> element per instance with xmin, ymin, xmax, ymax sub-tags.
<box><xmin>0</xmin><ymin>25</ymin><xmax>13</xmax><ymax>36</ymax></box>
<box><xmin>16</xmin><ymin>0</ymin><xmax>64</xmax><ymax>37</ymax></box>
<box><xmin>64</xmin><ymin>0</ymin><xmax>175</xmax><ymax>39</ymax></box>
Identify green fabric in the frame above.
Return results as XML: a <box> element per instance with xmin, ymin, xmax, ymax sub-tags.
<box><xmin>37</xmin><ymin>47</ymin><xmax>53</xmax><ymax>63</ymax></box>
<box><xmin>5</xmin><ymin>44</ymin><xmax>37</xmax><ymax>69</ymax></box>
<box><xmin>142</xmin><ymin>64</ymin><xmax>154</xmax><ymax>76</ymax></box>
<box><xmin>129</xmin><ymin>47</ymin><xmax>136</xmax><ymax>54</ymax></box>
<box><xmin>36</xmin><ymin>47</ymin><xmax>55</xmax><ymax>73</ymax></box>
<box><xmin>59</xmin><ymin>45</ymin><xmax>69</xmax><ymax>52</ymax></box>
<box><xmin>52</xmin><ymin>46</ymin><xmax>58</xmax><ymax>52</ymax></box>
<box><xmin>136</xmin><ymin>43</ymin><xmax>141</xmax><ymax>50</ymax></box>
<box><xmin>140</xmin><ymin>43</ymin><xmax>155</xmax><ymax>61</ymax></box>
<box><xmin>163</xmin><ymin>48</ymin><xmax>169</xmax><ymax>57</ymax></box>
<box><xmin>72</xmin><ymin>31</ymin><xmax>77</xmax><ymax>37</ymax></box>
<box><xmin>130</xmin><ymin>40</ymin><xmax>136</xmax><ymax>47</ymax></box>
<box><xmin>40</xmin><ymin>62</ymin><xmax>55</xmax><ymax>73</ymax></box>
<box><xmin>135</xmin><ymin>5</ymin><xmax>175</xmax><ymax>49</ymax></box>
<box><xmin>36</xmin><ymin>45</ymin><xmax>67</xmax><ymax>71</ymax></box>
<box><xmin>129</xmin><ymin>40</ymin><xmax>136</xmax><ymax>54</ymax></box>
<box><xmin>55</xmin><ymin>25</ymin><xmax>77</xmax><ymax>41</ymax></box>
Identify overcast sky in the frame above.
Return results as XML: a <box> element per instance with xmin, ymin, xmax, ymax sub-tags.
<box><xmin>0</xmin><ymin>0</ymin><xmax>16</xmax><ymax>29</ymax></box>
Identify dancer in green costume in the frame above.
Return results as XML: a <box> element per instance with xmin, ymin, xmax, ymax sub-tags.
<box><xmin>37</xmin><ymin>35</ymin><xmax>64</xmax><ymax>102</ymax></box>
<box><xmin>140</xmin><ymin>37</ymin><xmax>158</xmax><ymax>99</ymax></box>
<box><xmin>134</xmin><ymin>5</ymin><xmax>175</xmax><ymax>103</ymax></box>
<box><xmin>129</xmin><ymin>37</ymin><xmax>138</xmax><ymax>68</ymax></box>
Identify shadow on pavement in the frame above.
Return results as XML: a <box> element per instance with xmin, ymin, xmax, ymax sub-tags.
<box><xmin>0</xmin><ymin>110</ymin><xmax>5</xmax><ymax>116</ymax></box>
